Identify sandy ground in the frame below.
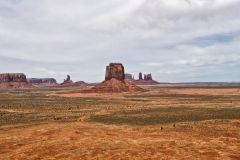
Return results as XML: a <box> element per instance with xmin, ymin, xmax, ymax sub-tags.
<box><xmin>1</xmin><ymin>88</ymin><xmax>240</xmax><ymax>159</ymax></box>
<box><xmin>53</xmin><ymin>88</ymin><xmax>240</xmax><ymax>98</ymax></box>
<box><xmin>0</xmin><ymin>120</ymin><xmax>240</xmax><ymax>160</ymax></box>
<box><xmin>166</xmin><ymin>88</ymin><xmax>240</xmax><ymax>95</ymax></box>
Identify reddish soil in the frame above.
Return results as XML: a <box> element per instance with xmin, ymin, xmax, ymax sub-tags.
<box><xmin>0</xmin><ymin>120</ymin><xmax>240</xmax><ymax>160</ymax></box>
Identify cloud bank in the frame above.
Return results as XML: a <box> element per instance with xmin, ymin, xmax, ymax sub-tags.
<box><xmin>0</xmin><ymin>0</ymin><xmax>240</xmax><ymax>82</ymax></box>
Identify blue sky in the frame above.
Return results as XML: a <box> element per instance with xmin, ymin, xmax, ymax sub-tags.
<box><xmin>0</xmin><ymin>0</ymin><xmax>240</xmax><ymax>83</ymax></box>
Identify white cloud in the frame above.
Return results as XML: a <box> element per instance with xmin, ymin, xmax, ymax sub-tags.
<box><xmin>0</xmin><ymin>0</ymin><xmax>240</xmax><ymax>82</ymax></box>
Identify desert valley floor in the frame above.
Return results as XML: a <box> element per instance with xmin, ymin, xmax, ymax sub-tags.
<box><xmin>0</xmin><ymin>86</ymin><xmax>240</xmax><ymax>159</ymax></box>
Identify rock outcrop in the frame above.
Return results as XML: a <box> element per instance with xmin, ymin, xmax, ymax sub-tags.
<box><xmin>0</xmin><ymin>73</ymin><xmax>32</xmax><ymax>89</ymax></box>
<box><xmin>105</xmin><ymin>63</ymin><xmax>125</xmax><ymax>81</ymax></box>
<box><xmin>134</xmin><ymin>79</ymin><xmax>159</xmax><ymax>85</ymax></box>
<box><xmin>60</xmin><ymin>75</ymin><xmax>87</xmax><ymax>87</ymax></box>
<box><xmin>83</xmin><ymin>63</ymin><xmax>145</xmax><ymax>93</ymax></box>
<box><xmin>144</xmin><ymin>74</ymin><xmax>153</xmax><ymax>81</ymax></box>
<box><xmin>0</xmin><ymin>73</ymin><xmax>27</xmax><ymax>82</ymax></box>
<box><xmin>84</xmin><ymin>78</ymin><xmax>144</xmax><ymax>93</ymax></box>
<box><xmin>125</xmin><ymin>73</ymin><xmax>134</xmax><ymax>80</ymax></box>
<box><xmin>63</xmin><ymin>75</ymin><xmax>73</xmax><ymax>83</ymax></box>
<box><xmin>61</xmin><ymin>75</ymin><xmax>74</xmax><ymax>86</ymax></box>
<box><xmin>134</xmin><ymin>72</ymin><xmax>159</xmax><ymax>85</ymax></box>
<box><xmin>75</xmin><ymin>81</ymin><xmax>87</xmax><ymax>85</ymax></box>
<box><xmin>139</xmin><ymin>72</ymin><xmax>143</xmax><ymax>80</ymax></box>
<box><xmin>27</xmin><ymin>78</ymin><xmax>58</xmax><ymax>87</ymax></box>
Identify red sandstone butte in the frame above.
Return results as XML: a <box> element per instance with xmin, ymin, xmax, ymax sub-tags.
<box><xmin>83</xmin><ymin>63</ymin><xmax>145</xmax><ymax>93</ymax></box>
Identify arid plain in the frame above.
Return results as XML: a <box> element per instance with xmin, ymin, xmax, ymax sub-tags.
<box><xmin>0</xmin><ymin>86</ymin><xmax>240</xmax><ymax>160</ymax></box>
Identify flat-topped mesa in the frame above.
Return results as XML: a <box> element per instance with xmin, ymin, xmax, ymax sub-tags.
<box><xmin>28</xmin><ymin>78</ymin><xmax>57</xmax><ymax>84</ymax></box>
<box><xmin>105</xmin><ymin>63</ymin><xmax>125</xmax><ymax>81</ymax></box>
<box><xmin>27</xmin><ymin>78</ymin><xmax>57</xmax><ymax>87</ymax></box>
<box><xmin>0</xmin><ymin>73</ymin><xmax>27</xmax><ymax>82</ymax></box>
<box><xmin>0</xmin><ymin>73</ymin><xmax>33</xmax><ymax>89</ymax></box>
<box><xmin>125</xmin><ymin>73</ymin><xmax>134</xmax><ymax>81</ymax></box>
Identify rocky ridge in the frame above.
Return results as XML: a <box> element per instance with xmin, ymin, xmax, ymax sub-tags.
<box><xmin>0</xmin><ymin>73</ymin><xmax>32</xmax><ymax>89</ymax></box>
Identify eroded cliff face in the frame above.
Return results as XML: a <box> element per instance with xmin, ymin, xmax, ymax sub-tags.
<box><xmin>105</xmin><ymin>63</ymin><xmax>125</xmax><ymax>81</ymax></box>
<box><xmin>133</xmin><ymin>72</ymin><xmax>159</xmax><ymax>85</ymax></box>
<box><xmin>28</xmin><ymin>78</ymin><xmax>57</xmax><ymax>84</ymax></box>
<box><xmin>83</xmin><ymin>63</ymin><xmax>145</xmax><ymax>93</ymax></box>
<box><xmin>27</xmin><ymin>78</ymin><xmax>57</xmax><ymax>86</ymax></box>
<box><xmin>125</xmin><ymin>73</ymin><xmax>134</xmax><ymax>80</ymax></box>
<box><xmin>0</xmin><ymin>73</ymin><xmax>33</xmax><ymax>89</ymax></box>
<box><xmin>0</xmin><ymin>73</ymin><xmax>27</xmax><ymax>82</ymax></box>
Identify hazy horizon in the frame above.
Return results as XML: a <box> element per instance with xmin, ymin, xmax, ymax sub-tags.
<box><xmin>0</xmin><ymin>0</ymin><xmax>240</xmax><ymax>83</ymax></box>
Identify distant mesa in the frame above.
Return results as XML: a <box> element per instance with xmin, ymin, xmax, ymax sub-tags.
<box><xmin>0</xmin><ymin>73</ymin><xmax>33</xmax><ymax>89</ymax></box>
<box><xmin>0</xmin><ymin>73</ymin><xmax>27</xmax><ymax>82</ymax></box>
<box><xmin>134</xmin><ymin>72</ymin><xmax>159</xmax><ymax>85</ymax></box>
<box><xmin>139</xmin><ymin>72</ymin><xmax>153</xmax><ymax>81</ymax></box>
<box><xmin>60</xmin><ymin>75</ymin><xmax>74</xmax><ymax>86</ymax></box>
<box><xmin>82</xmin><ymin>63</ymin><xmax>145</xmax><ymax>93</ymax></box>
<box><xmin>114</xmin><ymin>69</ymin><xmax>159</xmax><ymax>86</ymax></box>
<box><xmin>125</xmin><ymin>72</ymin><xmax>159</xmax><ymax>85</ymax></box>
<box><xmin>60</xmin><ymin>75</ymin><xmax>87</xmax><ymax>87</ymax></box>
<box><xmin>144</xmin><ymin>73</ymin><xmax>153</xmax><ymax>81</ymax></box>
<box><xmin>125</xmin><ymin>73</ymin><xmax>134</xmax><ymax>80</ymax></box>
<box><xmin>27</xmin><ymin>78</ymin><xmax>58</xmax><ymax>87</ymax></box>
<box><xmin>63</xmin><ymin>75</ymin><xmax>73</xmax><ymax>84</ymax></box>
<box><xmin>75</xmin><ymin>81</ymin><xmax>88</xmax><ymax>85</ymax></box>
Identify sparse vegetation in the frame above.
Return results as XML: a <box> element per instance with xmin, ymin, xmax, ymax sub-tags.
<box><xmin>1</xmin><ymin>87</ymin><xmax>240</xmax><ymax>159</ymax></box>
<box><xmin>1</xmin><ymin>87</ymin><xmax>240</xmax><ymax>126</ymax></box>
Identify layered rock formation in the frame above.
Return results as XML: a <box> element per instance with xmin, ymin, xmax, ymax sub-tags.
<box><xmin>27</xmin><ymin>78</ymin><xmax>58</xmax><ymax>87</ymax></box>
<box><xmin>85</xmin><ymin>78</ymin><xmax>143</xmax><ymax>93</ymax></box>
<box><xmin>134</xmin><ymin>72</ymin><xmax>159</xmax><ymax>85</ymax></box>
<box><xmin>75</xmin><ymin>81</ymin><xmax>87</xmax><ymax>85</ymax></box>
<box><xmin>105</xmin><ymin>63</ymin><xmax>125</xmax><ymax>81</ymax></box>
<box><xmin>134</xmin><ymin>79</ymin><xmax>159</xmax><ymax>85</ymax></box>
<box><xmin>144</xmin><ymin>74</ymin><xmax>153</xmax><ymax>81</ymax></box>
<box><xmin>0</xmin><ymin>73</ymin><xmax>32</xmax><ymax>89</ymax></box>
<box><xmin>83</xmin><ymin>63</ymin><xmax>145</xmax><ymax>93</ymax></box>
<box><xmin>0</xmin><ymin>73</ymin><xmax>27</xmax><ymax>82</ymax></box>
<box><xmin>125</xmin><ymin>73</ymin><xmax>134</xmax><ymax>81</ymax></box>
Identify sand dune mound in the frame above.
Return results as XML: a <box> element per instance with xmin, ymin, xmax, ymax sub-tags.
<box><xmin>83</xmin><ymin>78</ymin><xmax>145</xmax><ymax>93</ymax></box>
